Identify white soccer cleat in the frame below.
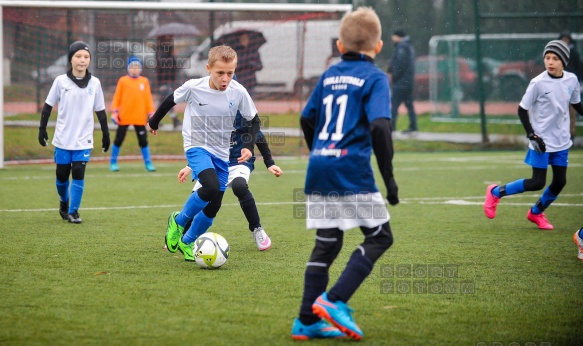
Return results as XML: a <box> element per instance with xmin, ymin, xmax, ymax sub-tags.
<box><xmin>253</xmin><ymin>227</ymin><xmax>272</xmax><ymax>251</ymax></box>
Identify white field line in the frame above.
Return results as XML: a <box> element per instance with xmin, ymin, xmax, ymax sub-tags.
<box><xmin>2</xmin><ymin>194</ymin><xmax>582</xmax><ymax>213</ymax></box>
<box><xmin>6</xmin><ymin>161</ymin><xmax>583</xmax><ymax>181</ymax></box>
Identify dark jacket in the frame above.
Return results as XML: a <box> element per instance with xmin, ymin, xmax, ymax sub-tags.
<box><xmin>565</xmin><ymin>42</ymin><xmax>582</xmax><ymax>81</ymax></box>
<box><xmin>234</xmin><ymin>45</ymin><xmax>263</xmax><ymax>91</ymax></box>
<box><xmin>388</xmin><ymin>37</ymin><xmax>415</xmax><ymax>90</ymax></box>
<box><xmin>156</xmin><ymin>43</ymin><xmax>177</xmax><ymax>86</ymax></box>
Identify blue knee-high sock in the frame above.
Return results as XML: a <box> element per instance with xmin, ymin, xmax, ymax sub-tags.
<box><xmin>140</xmin><ymin>146</ymin><xmax>152</xmax><ymax>164</ymax></box>
<box><xmin>110</xmin><ymin>145</ymin><xmax>120</xmax><ymax>165</ymax></box>
<box><xmin>56</xmin><ymin>179</ymin><xmax>69</xmax><ymax>202</ymax></box>
<box><xmin>493</xmin><ymin>179</ymin><xmax>525</xmax><ymax>197</ymax></box>
<box><xmin>531</xmin><ymin>187</ymin><xmax>557</xmax><ymax>214</ymax></box>
<box><xmin>182</xmin><ymin>211</ymin><xmax>214</xmax><ymax>244</ymax></box>
<box><xmin>176</xmin><ymin>191</ymin><xmax>208</xmax><ymax>227</ymax></box>
<box><xmin>69</xmin><ymin>179</ymin><xmax>84</xmax><ymax>213</ymax></box>
<box><xmin>299</xmin><ymin>270</ymin><xmax>329</xmax><ymax>325</ymax></box>
<box><xmin>328</xmin><ymin>251</ymin><xmax>374</xmax><ymax>303</ymax></box>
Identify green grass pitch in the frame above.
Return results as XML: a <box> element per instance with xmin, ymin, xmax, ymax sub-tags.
<box><xmin>0</xmin><ymin>151</ymin><xmax>582</xmax><ymax>345</ymax></box>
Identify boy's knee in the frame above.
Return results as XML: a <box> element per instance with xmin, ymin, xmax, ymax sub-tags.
<box><xmin>56</xmin><ymin>164</ymin><xmax>71</xmax><ymax>182</ymax></box>
<box><xmin>202</xmin><ymin>191</ymin><xmax>224</xmax><ymax>218</ymax></box>
<box><xmin>524</xmin><ymin>178</ymin><xmax>546</xmax><ymax>191</ymax></box>
<box><xmin>361</xmin><ymin>223</ymin><xmax>393</xmax><ymax>263</ymax></box>
<box><xmin>71</xmin><ymin>161</ymin><xmax>86</xmax><ymax>180</ymax></box>
<box><xmin>231</xmin><ymin>177</ymin><xmax>249</xmax><ymax>199</ymax></box>
<box><xmin>197</xmin><ymin>169</ymin><xmax>221</xmax><ymax>201</ymax></box>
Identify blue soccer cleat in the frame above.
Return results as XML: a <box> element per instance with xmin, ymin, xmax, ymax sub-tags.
<box><xmin>291</xmin><ymin>318</ymin><xmax>345</xmax><ymax>340</ymax></box>
<box><xmin>312</xmin><ymin>293</ymin><xmax>363</xmax><ymax>340</ymax></box>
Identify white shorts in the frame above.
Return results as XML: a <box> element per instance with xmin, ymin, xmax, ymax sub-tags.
<box><xmin>193</xmin><ymin>165</ymin><xmax>251</xmax><ymax>191</ymax></box>
<box><xmin>305</xmin><ymin>192</ymin><xmax>389</xmax><ymax>231</ymax></box>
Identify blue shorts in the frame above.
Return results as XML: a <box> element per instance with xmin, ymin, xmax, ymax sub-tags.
<box><xmin>524</xmin><ymin>149</ymin><xmax>569</xmax><ymax>169</ymax></box>
<box><xmin>185</xmin><ymin>148</ymin><xmax>229</xmax><ymax>191</ymax></box>
<box><xmin>54</xmin><ymin>148</ymin><xmax>91</xmax><ymax>164</ymax></box>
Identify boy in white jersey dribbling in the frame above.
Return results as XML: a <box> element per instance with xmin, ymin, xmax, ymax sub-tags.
<box><xmin>484</xmin><ymin>40</ymin><xmax>583</xmax><ymax>239</ymax></box>
<box><xmin>38</xmin><ymin>41</ymin><xmax>110</xmax><ymax>224</ymax></box>
<box><xmin>147</xmin><ymin>45</ymin><xmax>260</xmax><ymax>261</ymax></box>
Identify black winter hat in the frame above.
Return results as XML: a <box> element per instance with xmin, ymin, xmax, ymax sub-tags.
<box><xmin>393</xmin><ymin>29</ymin><xmax>406</xmax><ymax>38</ymax></box>
<box><xmin>558</xmin><ymin>30</ymin><xmax>572</xmax><ymax>41</ymax></box>
<box><xmin>68</xmin><ymin>41</ymin><xmax>91</xmax><ymax>62</ymax></box>
<box><xmin>543</xmin><ymin>40</ymin><xmax>570</xmax><ymax>67</ymax></box>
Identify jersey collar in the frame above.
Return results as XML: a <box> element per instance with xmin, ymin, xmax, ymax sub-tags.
<box><xmin>341</xmin><ymin>51</ymin><xmax>375</xmax><ymax>64</ymax></box>
<box><xmin>67</xmin><ymin>69</ymin><xmax>92</xmax><ymax>88</ymax></box>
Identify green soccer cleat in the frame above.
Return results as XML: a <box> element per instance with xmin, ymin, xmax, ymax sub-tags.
<box><xmin>178</xmin><ymin>238</ymin><xmax>194</xmax><ymax>261</ymax></box>
<box><xmin>165</xmin><ymin>211</ymin><xmax>183</xmax><ymax>253</ymax></box>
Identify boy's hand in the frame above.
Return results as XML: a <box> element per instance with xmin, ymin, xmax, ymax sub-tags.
<box><xmin>386</xmin><ymin>177</ymin><xmax>399</xmax><ymax>206</ymax></box>
<box><xmin>268</xmin><ymin>165</ymin><xmax>283</xmax><ymax>177</ymax></box>
<box><xmin>238</xmin><ymin>148</ymin><xmax>252</xmax><ymax>163</ymax></box>
<box><xmin>102</xmin><ymin>134</ymin><xmax>110</xmax><ymax>153</ymax></box>
<box><xmin>38</xmin><ymin>127</ymin><xmax>48</xmax><ymax>147</ymax></box>
<box><xmin>111</xmin><ymin>110</ymin><xmax>119</xmax><ymax>125</ymax></box>
<box><xmin>178</xmin><ymin>166</ymin><xmax>192</xmax><ymax>183</ymax></box>
<box><xmin>527</xmin><ymin>133</ymin><xmax>546</xmax><ymax>153</ymax></box>
<box><xmin>146</xmin><ymin>122</ymin><xmax>157</xmax><ymax>136</ymax></box>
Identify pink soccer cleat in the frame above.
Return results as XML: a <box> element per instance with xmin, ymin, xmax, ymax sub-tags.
<box><xmin>483</xmin><ymin>184</ymin><xmax>500</xmax><ymax>219</ymax></box>
<box><xmin>526</xmin><ymin>209</ymin><xmax>554</xmax><ymax>230</ymax></box>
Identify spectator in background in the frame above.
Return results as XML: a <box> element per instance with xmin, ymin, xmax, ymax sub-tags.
<box><xmin>387</xmin><ymin>29</ymin><xmax>417</xmax><ymax>135</ymax></box>
<box><xmin>559</xmin><ymin>30</ymin><xmax>581</xmax><ymax>80</ymax></box>
<box><xmin>559</xmin><ymin>30</ymin><xmax>582</xmax><ymax>139</ymax></box>
<box><xmin>156</xmin><ymin>36</ymin><xmax>180</xmax><ymax>130</ymax></box>
<box><xmin>234</xmin><ymin>32</ymin><xmax>263</xmax><ymax>97</ymax></box>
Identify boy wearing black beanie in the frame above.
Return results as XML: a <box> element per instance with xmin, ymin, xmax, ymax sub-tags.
<box><xmin>37</xmin><ymin>41</ymin><xmax>110</xmax><ymax>223</ymax></box>
<box><xmin>484</xmin><ymin>40</ymin><xmax>583</xmax><ymax>245</ymax></box>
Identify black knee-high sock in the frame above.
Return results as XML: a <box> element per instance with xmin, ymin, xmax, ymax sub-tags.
<box><xmin>239</xmin><ymin>192</ymin><xmax>261</xmax><ymax>231</ymax></box>
<box><xmin>299</xmin><ymin>270</ymin><xmax>328</xmax><ymax>325</ymax></box>
<box><xmin>328</xmin><ymin>251</ymin><xmax>374</xmax><ymax>303</ymax></box>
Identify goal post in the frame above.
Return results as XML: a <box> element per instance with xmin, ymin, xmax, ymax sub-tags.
<box><xmin>0</xmin><ymin>1</ymin><xmax>353</xmax><ymax>167</ymax></box>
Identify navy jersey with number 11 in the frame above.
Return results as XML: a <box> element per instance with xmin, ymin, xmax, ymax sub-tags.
<box><xmin>301</xmin><ymin>54</ymin><xmax>391</xmax><ymax>195</ymax></box>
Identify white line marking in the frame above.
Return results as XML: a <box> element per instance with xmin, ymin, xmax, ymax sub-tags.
<box><xmin>2</xmin><ymin>197</ymin><xmax>582</xmax><ymax>213</ymax></box>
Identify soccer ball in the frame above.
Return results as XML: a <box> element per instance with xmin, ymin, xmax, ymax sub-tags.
<box><xmin>193</xmin><ymin>232</ymin><xmax>230</xmax><ymax>269</ymax></box>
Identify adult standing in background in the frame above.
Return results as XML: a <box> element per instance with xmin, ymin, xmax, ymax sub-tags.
<box><xmin>559</xmin><ymin>30</ymin><xmax>581</xmax><ymax>81</ymax></box>
<box><xmin>233</xmin><ymin>32</ymin><xmax>263</xmax><ymax>97</ymax></box>
<box><xmin>156</xmin><ymin>35</ymin><xmax>180</xmax><ymax>130</ymax></box>
<box><xmin>558</xmin><ymin>30</ymin><xmax>582</xmax><ymax>140</ymax></box>
<box><xmin>387</xmin><ymin>29</ymin><xmax>417</xmax><ymax>135</ymax></box>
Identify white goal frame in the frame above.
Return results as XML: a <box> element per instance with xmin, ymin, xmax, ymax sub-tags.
<box><xmin>0</xmin><ymin>0</ymin><xmax>353</xmax><ymax>168</ymax></box>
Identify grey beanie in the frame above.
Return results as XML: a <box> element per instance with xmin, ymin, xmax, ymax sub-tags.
<box><xmin>68</xmin><ymin>41</ymin><xmax>91</xmax><ymax>62</ymax></box>
<box><xmin>543</xmin><ymin>40</ymin><xmax>570</xmax><ymax>67</ymax></box>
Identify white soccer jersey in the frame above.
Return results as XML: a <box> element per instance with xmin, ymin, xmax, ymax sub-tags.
<box><xmin>174</xmin><ymin>77</ymin><xmax>257</xmax><ymax>161</ymax></box>
<box><xmin>519</xmin><ymin>71</ymin><xmax>580</xmax><ymax>152</ymax></box>
<box><xmin>45</xmin><ymin>74</ymin><xmax>105</xmax><ymax>150</ymax></box>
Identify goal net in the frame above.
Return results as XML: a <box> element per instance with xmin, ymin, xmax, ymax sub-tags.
<box><xmin>423</xmin><ymin>33</ymin><xmax>583</xmax><ymax>121</ymax></box>
<box><xmin>0</xmin><ymin>1</ymin><xmax>352</xmax><ymax>167</ymax></box>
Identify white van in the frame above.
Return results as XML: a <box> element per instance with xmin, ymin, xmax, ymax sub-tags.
<box><xmin>183</xmin><ymin>20</ymin><xmax>340</xmax><ymax>96</ymax></box>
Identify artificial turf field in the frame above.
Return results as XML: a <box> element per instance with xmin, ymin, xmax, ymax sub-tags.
<box><xmin>0</xmin><ymin>151</ymin><xmax>581</xmax><ymax>345</ymax></box>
